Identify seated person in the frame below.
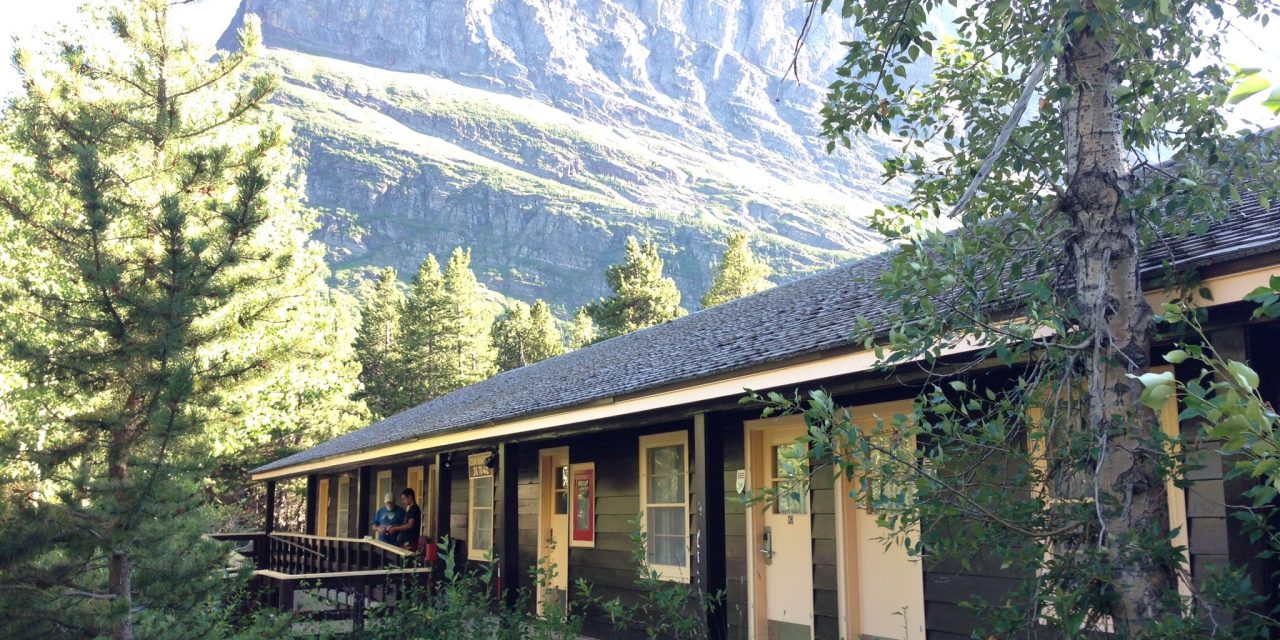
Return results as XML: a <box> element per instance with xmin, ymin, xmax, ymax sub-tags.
<box><xmin>373</xmin><ymin>492</ymin><xmax>405</xmax><ymax>543</ymax></box>
<box><xmin>385</xmin><ymin>488</ymin><xmax>421</xmax><ymax>549</ymax></box>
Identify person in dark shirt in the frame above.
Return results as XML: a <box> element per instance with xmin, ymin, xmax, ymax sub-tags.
<box><xmin>388</xmin><ymin>487</ymin><xmax>421</xmax><ymax>549</ymax></box>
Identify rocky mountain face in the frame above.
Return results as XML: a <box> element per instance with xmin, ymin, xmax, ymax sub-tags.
<box><xmin>221</xmin><ymin>0</ymin><xmax>902</xmax><ymax>311</ymax></box>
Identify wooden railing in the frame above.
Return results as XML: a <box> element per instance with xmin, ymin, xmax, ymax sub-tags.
<box><xmin>209</xmin><ymin>531</ymin><xmax>430</xmax><ymax>628</ymax></box>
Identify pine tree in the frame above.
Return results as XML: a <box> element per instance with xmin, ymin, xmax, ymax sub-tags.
<box><xmin>701</xmin><ymin>233</ymin><xmax>773</xmax><ymax>308</ymax></box>
<box><xmin>399</xmin><ymin>254</ymin><xmax>448</xmax><ymax>407</ymax></box>
<box><xmin>439</xmin><ymin>248</ymin><xmax>498</xmax><ymax>388</ymax></box>
<box><xmin>493</xmin><ymin>299</ymin><xmax>565</xmax><ymax>371</ymax></box>
<box><xmin>567</xmin><ymin>307</ymin><xmax>597</xmax><ymax>349</ymax></box>
<box><xmin>354</xmin><ymin>267</ymin><xmax>406</xmax><ymax>418</ymax></box>
<box><xmin>0</xmin><ymin>3</ymin><xmax>314</xmax><ymax>637</ymax></box>
<box><xmin>585</xmin><ymin>237</ymin><xmax>687</xmax><ymax>339</ymax></box>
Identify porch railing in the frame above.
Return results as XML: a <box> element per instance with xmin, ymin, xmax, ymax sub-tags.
<box><xmin>210</xmin><ymin>531</ymin><xmax>429</xmax><ymax>629</ymax></box>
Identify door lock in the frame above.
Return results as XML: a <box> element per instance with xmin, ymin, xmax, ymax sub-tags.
<box><xmin>761</xmin><ymin>526</ymin><xmax>774</xmax><ymax>563</ymax></box>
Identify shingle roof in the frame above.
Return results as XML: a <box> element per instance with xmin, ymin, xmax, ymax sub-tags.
<box><xmin>255</xmin><ymin>194</ymin><xmax>1280</xmax><ymax>475</ymax></box>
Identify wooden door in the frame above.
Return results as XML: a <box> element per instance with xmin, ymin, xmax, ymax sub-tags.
<box><xmin>407</xmin><ymin>466</ymin><xmax>425</xmax><ymax>540</ymax></box>
<box><xmin>316</xmin><ymin>478</ymin><xmax>330</xmax><ymax>536</ymax></box>
<box><xmin>748</xmin><ymin>418</ymin><xmax>813</xmax><ymax>640</ymax></box>
<box><xmin>838</xmin><ymin>400</ymin><xmax>925</xmax><ymax>639</ymax></box>
<box><xmin>537</xmin><ymin>447</ymin><xmax>571</xmax><ymax>615</ymax></box>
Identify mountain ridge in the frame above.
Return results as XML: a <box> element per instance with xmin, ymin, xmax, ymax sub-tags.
<box><xmin>220</xmin><ymin>0</ymin><xmax>903</xmax><ymax>311</ymax></box>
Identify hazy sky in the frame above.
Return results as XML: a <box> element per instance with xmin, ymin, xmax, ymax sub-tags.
<box><xmin>1</xmin><ymin>0</ymin><xmax>1277</xmax><ymax>127</ymax></box>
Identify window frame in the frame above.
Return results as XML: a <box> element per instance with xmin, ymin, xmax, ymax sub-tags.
<box><xmin>376</xmin><ymin>470</ymin><xmax>392</xmax><ymax>508</ymax></box>
<box><xmin>468</xmin><ymin>453</ymin><xmax>495</xmax><ymax>561</ymax></box>
<box><xmin>336</xmin><ymin>475</ymin><xmax>351</xmax><ymax>538</ymax></box>
<box><xmin>638</xmin><ymin>431</ymin><xmax>690</xmax><ymax>582</ymax></box>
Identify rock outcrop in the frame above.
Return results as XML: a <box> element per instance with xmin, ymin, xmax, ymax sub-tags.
<box><xmin>221</xmin><ymin>0</ymin><xmax>905</xmax><ymax>310</ymax></box>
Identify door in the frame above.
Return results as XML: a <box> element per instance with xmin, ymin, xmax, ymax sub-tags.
<box><xmin>537</xmin><ymin>447</ymin><xmax>571</xmax><ymax>615</ymax></box>
<box><xmin>407</xmin><ymin>466</ymin><xmax>425</xmax><ymax>541</ymax></box>
<box><xmin>838</xmin><ymin>400</ymin><xmax>925</xmax><ymax>639</ymax></box>
<box><xmin>747</xmin><ymin>418</ymin><xmax>813</xmax><ymax>640</ymax></box>
<box><xmin>316</xmin><ymin>478</ymin><xmax>330</xmax><ymax>536</ymax></box>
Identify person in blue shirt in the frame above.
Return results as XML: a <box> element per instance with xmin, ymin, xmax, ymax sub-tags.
<box><xmin>384</xmin><ymin>488</ymin><xmax>422</xmax><ymax>549</ymax></box>
<box><xmin>373</xmin><ymin>492</ymin><xmax>405</xmax><ymax>543</ymax></box>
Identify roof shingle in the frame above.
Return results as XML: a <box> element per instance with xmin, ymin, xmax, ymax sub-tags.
<box><xmin>255</xmin><ymin>196</ymin><xmax>1280</xmax><ymax>475</ymax></box>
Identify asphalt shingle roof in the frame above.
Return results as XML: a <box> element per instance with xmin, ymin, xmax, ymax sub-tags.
<box><xmin>255</xmin><ymin>196</ymin><xmax>1280</xmax><ymax>475</ymax></box>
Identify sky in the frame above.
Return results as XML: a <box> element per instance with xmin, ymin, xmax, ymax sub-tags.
<box><xmin>0</xmin><ymin>0</ymin><xmax>1277</xmax><ymax>125</ymax></box>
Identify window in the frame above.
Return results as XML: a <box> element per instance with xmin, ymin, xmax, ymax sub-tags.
<box><xmin>571</xmin><ymin>463</ymin><xmax>596</xmax><ymax>547</ymax></box>
<box><xmin>336</xmin><ymin>475</ymin><xmax>351</xmax><ymax>538</ymax></box>
<box><xmin>468</xmin><ymin>453</ymin><xmax>495</xmax><ymax>560</ymax></box>
<box><xmin>376</xmin><ymin>470</ymin><xmax>392</xmax><ymax>506</ymax></box>
<box><xmin>639</xmin><ymin>432</ymin><xmax>689</xmax><ymax>581</ymax></box>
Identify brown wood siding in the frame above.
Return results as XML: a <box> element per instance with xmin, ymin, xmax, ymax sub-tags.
<box><xmin>509</xmin><ymin>421</ymin><xmax>692</xmax><ymax>638</ymax></box>
<box><xmin>721</xmin><ymin>421</ymin><xmax>749</xmax><ymax>640</ymax></box>
<box><xmin>450</xmin><ymin>452</ymin><xmax>471</xmax><ymax>560</ymax></box>
<box><xmin>810</xmin><ymin>468</ymin><xmax>839</xmax><ymax>640</ymax></box>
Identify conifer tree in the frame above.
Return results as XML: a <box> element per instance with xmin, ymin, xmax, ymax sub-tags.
<box><xmin>567</xmin><ymin>307</ymin><xmax>597</xmax><ymax>349</ymax></box>
<box><xmin>354</xmin><ymin>267</ymin><xmax>405</xmax><ymax>418</ymax></box>
<box><xmin>0</xmin><ymin>3</ymin><xmax>314</xmax><ymax>637</ymax></box>
<box><xmin>439</xmin><ymin>248</ymin><xmax>498</xmax><ymax>388</ymax></box>
<box><xmin>492</xmin><ymin>299</ymin><xmax>564</xmax><ymax>371</ymax></box>
<box><xmin>701</xmin><ymin>233</ymin><xmax>773</xmax><ymax>308</ymax></box>
<box><xmin>585</xmin><ymin>237</ymin><xmax>686</xmax><ymax>338</ymax></box>
<box><xmin>399</xmin><ymin>254</ymin><xmax>448</xmax><ymax>407</ymax></box>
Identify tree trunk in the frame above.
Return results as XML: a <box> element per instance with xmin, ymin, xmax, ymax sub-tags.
<box><xmin>1059</xmin><ymin>13</ymin><xmax>1176</xmax><ymax>629</ymax></box>
<box><xmin>108</xmin><ymin>422</ymin><xmax>135</xmax><ymax>640</ymax></box>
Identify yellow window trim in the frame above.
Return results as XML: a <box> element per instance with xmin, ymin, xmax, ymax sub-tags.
<box><xmin>468</xmin><ymin>453</ymin><xmax>496</xmax><ymax>562</ymax></box>
<box><xmin>639</xmin><ymin>431</ymin><xmax>691</xmax><ymax>583</ymax></box>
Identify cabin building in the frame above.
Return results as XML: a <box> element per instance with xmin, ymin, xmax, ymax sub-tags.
<box><xmin>249</xmin><ymin>198</ymin><xmax>1280</xmax><ymax>639</ymax></box>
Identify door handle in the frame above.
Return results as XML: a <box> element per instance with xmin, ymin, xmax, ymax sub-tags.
<box><xmin>761</xmin><ymin>526</ymin><xmax>773</xmax><ymax>563</ymax></box>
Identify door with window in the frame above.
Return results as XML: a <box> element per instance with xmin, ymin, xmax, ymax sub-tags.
<box><xmin>538</xmin><ymin>448</ymin><xmax>571</xmax><ymax>614</ymax></box>
<box><xmin>838</xmin><ymin>400</ymin><xmax>925</xmax><ymax>639</ymax></box>
<box><xmin>747</xmin><ymin>418</ymin><xmax>813</xmax><ymax>640</ymax></box>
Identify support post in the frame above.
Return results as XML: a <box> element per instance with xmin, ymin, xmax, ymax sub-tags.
<box><xmin>433</xmin><ymin>453</ymin><xmax>453</xmax><ymax>565</ymax></box>
<box><xmin>264</xmin><ymin>480</ymin><xmax>277</xmax><ymax>534</ymax></box>
<box><xmin>357</xmin><ymin>466</ymin><xmax>373</xmax><ymax>539</ymax></box>
<box><xmin>693</xmin><ymin>412</ymin><xmax>727</xmax><ymax>640</ymax></box>
<box><xmin>495</xmin><ymin>442</ymin><xmax>520</xmax><ymax>607</ymax></box>
<box><xmin>305</xmin><ymin>475</ymin><xmax>318</xmax><ymax>535</ymax></box>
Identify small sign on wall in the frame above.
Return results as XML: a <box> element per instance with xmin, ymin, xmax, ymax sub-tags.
<box><xmin>571</xmin><ymin>466</ymin><xmax>595</xmax><ymax>545</ymax></box>
<box><xmin>468</xmin><ymin>453</ymin><xmax>493</xmax><ymax>479</ymax></box>
<box><xmin>735</xmin><ymin>469</ymin><xmax>746</xmax><ymax>494</ymax></box>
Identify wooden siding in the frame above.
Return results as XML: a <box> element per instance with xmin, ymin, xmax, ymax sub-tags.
<box><xmin>721</xmin><ymin>418</ymin><xmax>749</xmax><ymax>640</ymax></box>
<box><xmin>511</xmin><ymin>421</ymin><xmax>694</xmax><ymax>638</ymax></box>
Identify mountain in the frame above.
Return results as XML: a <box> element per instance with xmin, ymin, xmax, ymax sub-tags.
<box><xmin>220</xmin><ymin>0</ymin><xmax>904</xmax><ymax>311</ymax></box>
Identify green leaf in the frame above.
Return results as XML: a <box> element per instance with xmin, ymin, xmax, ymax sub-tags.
<box><xmin>1227</xmin><ymin>360</ymin><xmax>1260</xmax><ymax>391</ymax></box>
<box><xmin>1228</xmin><ymin>72</ymin><xmax>1270</xmax><ymax>105</ymax></box>
<box><xmin>1140</xmin><ymin>383</ymin><xmax>1175</xmax><ymax>410</ymax></box>
<box><xmin>1163</xmin><ymin>349</ymin><xmax>1190</xmax><ymax>364</ymax></box>
<box><xmin>1263</xmin><ymin>86</ymin><xmax>1280</xmax><ymax>113</ymax></box>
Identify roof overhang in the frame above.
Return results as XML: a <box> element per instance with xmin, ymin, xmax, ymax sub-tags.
<box><xmin>252</xmin><ymin>259</ymin><xmax>1279</xmax><ymax>482</ymax></box>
